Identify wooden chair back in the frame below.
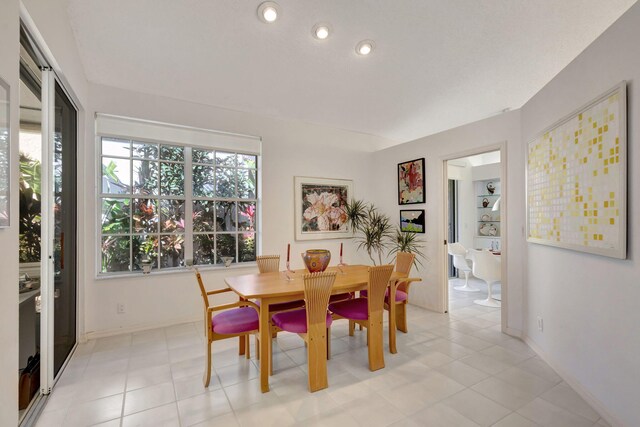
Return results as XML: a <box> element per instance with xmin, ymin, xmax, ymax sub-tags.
<box><xmin>395</xmin><ymin>252</ymin><xmax>415</xmax><ymax>275</ymax></box>
<box><xmin>367</xmin><ymin>265</ymin><xmax>395</xmax><ymax>314</ymax></box>
<box><xmin>395</xmin><ymin>252</ymin><xmax>415</xmax><ymax>293</ymax></box>
<box><xmin>194</xmin><ymin>268</ymin><xmax>210</xmax><ymax>310</ymax></box>
<box><xmin>303</xmin><ymin>271</ymin><xmax>337</xmax><ymax>327</ymax></box>
<box><xmin>257</xmin><ymin>255</ymin><xmax>280</xmax><ymax>273</ymax></box>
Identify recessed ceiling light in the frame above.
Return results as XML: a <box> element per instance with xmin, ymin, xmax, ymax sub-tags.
<box><xmin>257</xmin><ymin>2</ymin><xmax>280</xmax><ymax>23</ymax></box>
<box><xmin>355</xmin><ymin>40</ymin><xmax>375</xmax><ymax>56</ymax></box>
<box><xmin>312</xmin><ymin>23</ymin><xmax>331</xmax><ymax>40</ymax></box>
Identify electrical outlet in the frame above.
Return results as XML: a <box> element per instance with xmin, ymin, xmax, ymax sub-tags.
<box><xmin>117</xmin><ymin>303</ymin><xmax>126</xmax><ymax>314</ymax></box>
<box><xmin>537</xmin><ymin>316</ymin><xmax>543</xmax><ymax>332</ymax></box>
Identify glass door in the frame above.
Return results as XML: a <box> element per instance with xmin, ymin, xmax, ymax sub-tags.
<box><xmin>52</xmin><ymin>80</ymin><xmax>77</xmax><ymax>377</ymax></box>
<box><xmin>18</xmin><ymin>24</ymin><xmax>78</xmax><ymax>422</ymax></box>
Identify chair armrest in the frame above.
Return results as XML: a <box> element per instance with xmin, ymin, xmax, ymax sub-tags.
<box><xmin>206</xmin><ymin>288</ymin><xmax>232</xmax><ymax>296</ymax></box>
<box><xmin>394</xmin><ymin>277</ymin><xmax>422</xmax><ymax>294</ymax></box>
<box><xmin>207</xmin><ymin>300</ymin><xmax>259</xmax><ymax>315</ymax></box>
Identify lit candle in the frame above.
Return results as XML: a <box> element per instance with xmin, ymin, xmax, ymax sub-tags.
<box><xmin>340</xmin><ymin>242</ymin><xmax>343</xmax><ymax>257</ymax></box>
<box><xmin>287</xmin><ymin>243</ymin><xmax>290</xmax><ymax>262</ymax></box>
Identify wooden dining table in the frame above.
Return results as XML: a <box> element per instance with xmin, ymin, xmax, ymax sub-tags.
<box><xmin>225</xmin><ymin>264</ymin><xmax>409</xmax><ymax>392</ymax></box>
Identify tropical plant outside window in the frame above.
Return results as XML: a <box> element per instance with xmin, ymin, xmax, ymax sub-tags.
<box><xmin>100</xmin><ymin>137</ymin><xmax>257</xmax><ymax>274</ymax></box>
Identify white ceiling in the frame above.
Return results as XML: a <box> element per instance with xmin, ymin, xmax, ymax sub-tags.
<box><xmin>67</xmin><ymin>0</ymin><xmax>637</xmax><ymax>147</ymax></box>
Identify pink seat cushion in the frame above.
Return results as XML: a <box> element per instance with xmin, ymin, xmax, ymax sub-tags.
<box><xmin>272</xmin><ymin>308</ymin><xmax>332</xmax><ymax>334</ymax></box>
<box><xmin>359</xmin><ymin>289</ymin><xmax>408</xmax><ymax>302</ymax></box>
<box><xmin>256</xmin><ymin>299</ymin><xmax>305</xmax><ymax>312</ymax></box>
<box><xmin>329</xmin><ymin>298</ymin><xmax>369</xmax><ymax>320</ymax></box>
<box><xmin>212</xmin><ymin>307</ymin><xmax>259</xmax><ymax>335</ymax></box>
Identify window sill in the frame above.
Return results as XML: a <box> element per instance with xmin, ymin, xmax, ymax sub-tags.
<box><xmin>95</xmin><ymin>262</ymin><xmax>258</xmax><ymax>281</ymax></box>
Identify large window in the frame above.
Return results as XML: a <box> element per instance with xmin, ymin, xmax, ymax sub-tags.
<box><xmin>99</xmin><ymin>137</ymin><xmax>258</xmax><ymax>274</ymax></box>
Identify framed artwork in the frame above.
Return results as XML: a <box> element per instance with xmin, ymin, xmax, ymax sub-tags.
<box><xmin>400</xmin><ymin>209</ymin><xmax>425</xmax><ymax>233</ymax></box>
<box><xmin>398</xmin><ymin>158</ymin><xmax>424</xmax><ymax>205</ymax></box>
<box><xmin>294</xmin><ymin>176</ymin><xmax>352</xmax><ymax>241</ymax></box>
<box><xmin>527</xmin><ymin>81</ymin><xmax>627</xmax><ymax>259</ymax></box>
<box><xmin>0</xmin><ymin>77</ymin><xmax>9</xmax><ymax>228</ymax></box>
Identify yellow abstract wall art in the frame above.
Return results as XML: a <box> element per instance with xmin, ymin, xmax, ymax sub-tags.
<box><xmin>527</xmin><ymin>82</ymin><xmax>627</xmax><ymax>259</ymax></box>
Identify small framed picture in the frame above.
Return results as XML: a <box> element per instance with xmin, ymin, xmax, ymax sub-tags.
<box><xmin>400</xmin><ymin>209</ymin><xmax>425</xmax><ymax>233</ymax></box>
<box><xmin>398</xmin><ymin>158</ymin><xmax>425</xmax><ymax>205</ymax></box>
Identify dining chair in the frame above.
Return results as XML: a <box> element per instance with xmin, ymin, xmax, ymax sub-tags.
<box><xmin>471</xmin><ymin>249</ymin><xmax>502</xmax><ymax>308</ymax></box>
<box><xmin>256</xmin><ymin>255</ymin><xmax>280</xmax><ymax>273</ymax></box>
<box><xmin>329</xmin><ymin>264</ymin><xmax>394</xmax><ymax>371</ymax></box>
<box><xmin>254</xmin><ymin>255</ymin><xmax>304</xmax><ymax>364</ymax></box>
<box><xmin>448</xmin><ymin>242</ymin><xmax>478</xmax><ymax>292</ymax></box>
<box><xmin>271</xmin><ymin>271</ymin><xmax>337</xmax><ymax>392</ymax></box>
<box><xmin>194</xmin><ymin>268</ymin><xmax>259</xmax><ymax>387</ymax></box>
<box><xmin>360</xmin><ymin>252</ymin><xmax>421</xmax><ymax>335</ymax></box>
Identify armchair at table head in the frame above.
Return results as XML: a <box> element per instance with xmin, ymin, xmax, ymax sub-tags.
<box><xmin>193</xmin><ymin>268</ymin><xmax>259</xmax><ymax>387</ymax></box>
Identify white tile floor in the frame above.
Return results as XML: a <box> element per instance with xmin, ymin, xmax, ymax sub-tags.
<box><xmin>36</xmin><ymin>291</ymin><xmax>608</xmax><ymax>427</ymax></box>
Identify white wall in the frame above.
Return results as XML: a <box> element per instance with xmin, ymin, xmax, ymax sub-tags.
<box><xmin>372</xmin><ymin>110</ymin><xmax>525</xmax><ymax>334</ymax></box>
<box><xmin>521</xmin><ymin>4</ymin><xmax>640</xmax><ymax>426</ymax></box>
<box><xmin>0</xmin><ymin>1</ymin><xmax>21</xmax><ymax>424</ymax></box>
<box><xmin>83</xmin><ymin>83</ymin><xmax>396</xmax><ymax>337</ymax></box>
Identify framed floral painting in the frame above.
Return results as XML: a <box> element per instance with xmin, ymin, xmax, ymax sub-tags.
<box><xmin>294</xmin><ymin>176</ymin><xmax>352</xmax><ymax>241</ymax></box>
<box><xmin>398</xmin><ymin>158</ymin><xmax>425</xmax><ymax>205</ymax></box>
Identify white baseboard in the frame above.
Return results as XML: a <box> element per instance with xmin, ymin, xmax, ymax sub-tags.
<box><xmin>504</xmin><ymin>327</ymin><xmax>522</xmax><ymax>338</ymax></box>
<box><xmin>523</xmin><ymin>335</ymin><xmax>624</xmax><ymax>427</ymax></box>
<box><xmin>83</xmin><ymin>316</ymin><xmax>201</xmax><ymax>340</ymax></box>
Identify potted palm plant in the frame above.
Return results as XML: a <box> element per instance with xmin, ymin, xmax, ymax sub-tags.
<box><xmin>388</xmin><ymin>227</ymin><xmax>426</xmax><ymax>269</ymax></box>
<box><xmin>345</xmin><ymin>199</ymin><xmax>426</xmax><ymax>267</ymax></box>
<box><xmin>345</xmin><ymin>200</ymin><xmax>393</xmax><ymax>265</ymax></box>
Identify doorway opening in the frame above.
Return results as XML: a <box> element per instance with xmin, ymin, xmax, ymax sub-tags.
<box><xmin>445</xmin><ymin>149</ymin><xmax>503</xmax><ymax>328</ymax></box>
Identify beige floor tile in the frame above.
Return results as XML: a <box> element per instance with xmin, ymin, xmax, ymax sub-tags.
<box><xmin>459</xmin><ymin>352</ymin><xmax>513</xmax><ymax>375</ymax></box>
<box><xmin>63</xmin><ymin>393</ymin><xmax>123</xmax><ymax>427</ymax></box>
<box><xmin>176</xmin><ymin>389</ymin><xmax>232</xmax><ymax>427</ymax></box>
<box><xmin>123</xmin><ymin>381</ymin><xmax>175</xmax><ymax>416</ymax></box>
<box><xmin>436</xmin><ymin>360</ymin><xmax>490</xmax><ymax>387</ymax></box>
<box><xmin>540</xmin><ymin>383</ymin><xmax>600</xmax><ymax>422</ymax></box>
<box><xmin>441</xmin><ymin>388</ymin><xmax>511</xmax><ymax>427</ymax></box>
<box><xmin>471</xmin><ymin>377</ymin><xmax>537</xmax><ymax>411</ymax></box>
<box><xmin>281</xmin><ymin>389</ymin><xmax>341</xmax><ymax>422</ymax></box>
<box><xmin>340</xmin><ymin>392</ymin><xmax>406</xmax><ymax>427</ymax></box>
<box><xmin>408</xmin><ymin>402</ymin><xmax>481</xmax><ymax>427</ymax></box>
<box><xmin>495</xmin><ymin>367</ymin><xmax>556</xmax><ymax>396</ymax></box>
<box><xmin>126</xmin><ymin>364</ymin><xmax>173</xmax><ymax>391</ymax></box>
<box><xmin>491</xmin><ymin>412</ymin><xmax>541</xmax><ymax>427</ymax></box>
<box><xmin>379</xmin><ymin>370</ymin><xmax>465</xmax><ymax>415</ymax></box>
<box><xmin>39</xmin><ymin>308</ymin><xmax>604</xmax><ymax>427</ymax></box>
<box><xmin>235</xmin><ymin>400</ymin><xmax>297</xmax><ymax>427</ymax></box>
<box><xmin>122</xmin><ymin>402</ymin><xmax>180</xmax><ymax>427</ymax></box>
<box><xmin>517</xmin><ymin>398</ymin><xmax>594</xmax><ymax>427</ymax></box>
<box><xmin>174</xmin><ymin>373</ymin><xmax>221</xmax><ymax>401</ymax></box>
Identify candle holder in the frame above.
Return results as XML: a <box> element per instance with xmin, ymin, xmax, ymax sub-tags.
<box><xmin>285</xmin><ymin>261</ymin><xmax>295</xmax><ymax>281</ymax></box>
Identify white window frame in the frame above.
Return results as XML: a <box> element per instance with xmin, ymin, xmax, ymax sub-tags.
<box><xmin>95</xmin><ymin>116</ymin><xmax>261</xmax><ymax>278</ymax></box>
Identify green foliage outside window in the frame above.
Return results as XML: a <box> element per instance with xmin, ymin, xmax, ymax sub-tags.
<box><xmin>100</xmin><ymin>138</ymin><xmax>258</xmax><ymax>274</ymax></box>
